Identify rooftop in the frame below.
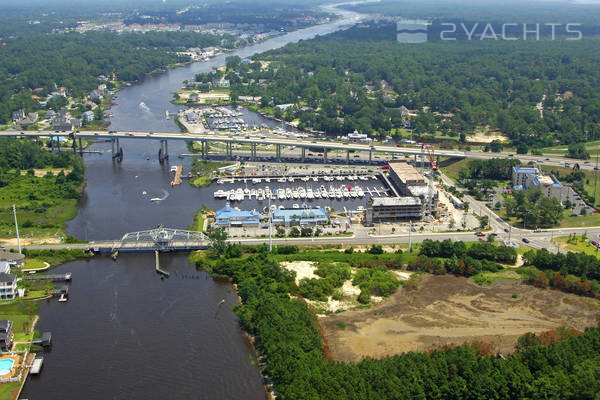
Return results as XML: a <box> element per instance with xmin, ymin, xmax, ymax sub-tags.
<box><xmin>514</xmin><ymin>166</ymin><xmax>540</xmax><ymax>174</ymax></box>
<box><xmin>389</xmin><ymin>162</ymin><xmax>426</xmax><ymax>185</ymax></box>
<box><xmin>371</xmin><ymin>197</ymin><xmax>421</xmax><ymax>207</ymax></box>
<box><xmin>0</xmin><ymin>273</ymin><xmax>15</xmax><ymax>284</ymax></box>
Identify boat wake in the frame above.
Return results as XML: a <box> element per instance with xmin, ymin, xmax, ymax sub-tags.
<box><xmin>151</xmin><ymin>189</ymin><xmax>170</xmax><ymax>202</ymax></box>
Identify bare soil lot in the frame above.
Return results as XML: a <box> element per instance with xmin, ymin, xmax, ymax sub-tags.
<box><xmin>321</xmin><ymin>275</ymin><xmax>600</xmax><ymax>362</ymax></box>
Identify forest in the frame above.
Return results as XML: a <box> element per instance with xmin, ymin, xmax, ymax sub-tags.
<box><xmin>0</xmin><ymin>138</ymin><xmax>84</xmax><ymax>238</ymax></box>
<box><xmin>228</xmin><ymin>23</ymin><xmax>600</xmax><ymax>148</ymax></box>
<box><xmin>0</xmin><ymin>30</ymin><xmax>230</xmax><ymax>124</ymax></box>
<box><xmin>191</xmin><ymin>247</ymin><xmax>600</xmax><ymax>399</ymax></box>
<box><xmin>123</xmin><ymin>0</ymin><xmax>332</xmax><ymax>31</ymax></box>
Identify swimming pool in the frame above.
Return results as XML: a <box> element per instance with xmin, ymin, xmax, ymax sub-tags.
<box><xmin>0</xmin><ymin>359</ymin><xmax>14</xmax><ymax>375</ymax></box>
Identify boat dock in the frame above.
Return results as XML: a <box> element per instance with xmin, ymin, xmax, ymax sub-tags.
<box><xmin>22</xmin><ymin>273</ymin><xmax>72</xmax><ymax>282</ymax></box>
<box><xmin>30</xmin><ymin>357</ymin><xmax>44</xmax><ymax>375</ymax></box>
<box><xmin>155</xmin><ymin>251</ymin><xmax>170</xmax><ymax>277</ymax></box>
<box><xmin>170</xmin><ymin>165</ymin><xmax>183</xmax><ymax>186</ymax></box>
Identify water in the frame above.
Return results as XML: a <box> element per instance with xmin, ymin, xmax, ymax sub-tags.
<box><xmin>21</xmin><ymin>4</ymin><xmax>364</xmax><ymax>399</ymax></box>
<box><xmin>0</xmin><ymin>359</ymin><xmax>14</xmax><ymax>375</ymax></box>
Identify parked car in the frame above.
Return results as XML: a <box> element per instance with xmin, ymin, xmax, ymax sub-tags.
<box><xmin>522</xmin><ymin>238</ymin><xmax>530</xmax><ymax>243</ymax></box>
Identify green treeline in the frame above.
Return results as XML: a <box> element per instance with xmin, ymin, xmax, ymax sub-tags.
<box><xmin>191</xmin><ymin>250</ymin><xmax>600</xmax><ymax>399</ymax></box>
<box><xmin>0</xmin><ymin>30</ymin><xmax>228</xmax><ymax>123</ymax></box>
<box><xmin>521</xmin><ymin>248</ymin><xmax>600</xmax><ymax>298</ymax></box>
<box><xmin>0</xmin><ymin>138</ymin><xmax>84</xmax><ymax>237</ymax></box>
<box><xmin>230</xmin><ymin>23</ymin><xmax>600</xmax><ymax>146</ymax></box>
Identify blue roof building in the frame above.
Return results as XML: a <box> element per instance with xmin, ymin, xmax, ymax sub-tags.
<box><xmin>272</xmin><ymin>207</ymin><xmax>328</xmax><ymax>227</ymax></box>
<box><xmin>214</xmin><ymin>205</ymin><xmax>260</xmax><ymax>227</ymax></box>
<box><xmin>512</xmin><ymin>165</ymin><xmax>568</xmax><ymax>203</ymax></box>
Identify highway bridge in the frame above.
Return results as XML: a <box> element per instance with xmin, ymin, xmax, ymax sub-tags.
<box><xmin>0</xmin><ymin>130</ymin><xmax>467</xmax><ymax>163</ymax></box>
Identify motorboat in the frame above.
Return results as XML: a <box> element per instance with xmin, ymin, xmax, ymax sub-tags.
<box><xmin>312</xmin><ymin>177</ymin><xmax>319</xmax><ymax>182</ymax></box>
<box><xmin>214</xmin><ymin>190</ymin><xmax>228</xmax><ymax>199</ymax></box>
<box><xmin>288</xmin><ymin>177</ymin><xmax>295</xmax><ymax>183</ymax></box>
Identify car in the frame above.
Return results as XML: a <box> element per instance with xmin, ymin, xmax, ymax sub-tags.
<box><xmin>396</xmin><ymin>144</ymin><xmax>402</xmax><ymax>147</ymax></box>
<box><xmin>522</xmin><ymin>238</ymin><xmax>530</xmax><ymax>243</ymax></box>
<box><xmin>595</xmin><ymin>167</ymin><xmax>599</xmax><ymax>171</ymax></box>
<box><xmin>545</xmin><ymin>158</ymin><xmax>550</xmax><ymax>160</ymax></box>
<box><xmin>569</xmin><ymin>213</ymin><xmax>578</xmax><ymax>217</ymax></box>
<box><xmin>475</xmin><ymin>232</ymin><xmax>485</xmax><ymax>237</ymax></box>
<box><xmin>508</xmin><ymin>154</ymin><xmax>514</xmax><ymax>157</ymax></box>
<box><xmin>129</xmin><ymin>133</ymin><xmax>134</xmax><ymax>136</ymax></box>
<box><xmin>354</xmin><ymin>154</ymin><xmax>360</xmax><ymax>158</ymax></box>
<box><xmin>504</xmin><ymin>228</ymin><xmax>510</xmax><ymax>233</ymax></box>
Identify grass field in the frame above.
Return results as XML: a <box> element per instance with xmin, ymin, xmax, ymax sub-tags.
<box><xmin>552</xmin><ymin>235</ymin><xmax>600</xmax><ymax>258</ymax></box>
<box><xmin>439</xmin><ymin>158</ymin><xmax>471</xmax><ymax>182</ymax></box>
<box><xmin>22</xmin><ymin>258</ymin><xmax>47</xmax><ymax>271</ymax></box>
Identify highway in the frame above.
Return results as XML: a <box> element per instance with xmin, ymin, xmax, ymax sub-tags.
<box><xmin>2</xmin><ymin>129</ymin><xmax>595</xmax><ymax>170</ymax></box>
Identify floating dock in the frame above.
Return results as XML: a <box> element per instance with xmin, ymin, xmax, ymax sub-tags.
<box><xmin>155</xmin><ymin>251</ymin><xmax>170</xmax><ymax>277</ymax></box>
<box><xmin>30</xmin><ymin>357</ymin><xmax>44</xmax><ymax>375</ymax></box>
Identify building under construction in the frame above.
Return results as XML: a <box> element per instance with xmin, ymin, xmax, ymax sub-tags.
<box><xmin>365</xmin><ymin>161</ymin><xmax>438</xmax><ymax>225</ymax></box>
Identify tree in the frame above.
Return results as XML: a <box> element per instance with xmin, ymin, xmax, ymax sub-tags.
<box><xmin>516</xmin><ymin>332</ymin><xmax>541</xmax><ymax>352</ymax></box>
<box><xmin>289</xmin><ymin>227</ymin><xmax>300</xmax><ymax>237</ymax></box>
<box><xmin>209</xmin><ymin>228</ymin><xmax>228</xmax><ymax>255</ymax></box>
<box><xmin>567</xmin><ymin>143</ymin><xmax>590</xmax><ymax>160</ymax></box>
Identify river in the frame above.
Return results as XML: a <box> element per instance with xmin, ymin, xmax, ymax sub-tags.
<box><xmin>20</xmin><ymin>4</ymin><xmax>364</xmax><ymax>399</ymax></box>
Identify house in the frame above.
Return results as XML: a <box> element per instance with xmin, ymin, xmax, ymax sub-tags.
<box><xmin>82</xmin><ymin>111</ymin><xmax>94</xmax><ymax>122</ymax></box>
<box><xmin>11</xmin><ymin>109</ymin><xmax>25</xmax><ymax>122</ymax></box>
<box><xmin>89</xmin><ymin>90</ymin><xmax>103</xmax><ymax>100</ymax></box>
<box><xmin>188</xmin><ymin>93</ymin><xmax>200</xmax><ymax>103</ymax></box>
<box><xmin>97</xmin><ymin>84</ymin><xmax>107</xmax><ymax>92</ymax></box>
<box><xmin>211</xmin><ymin>79</ymin><xmax>230</xmax><ymax>88</ymax></box>
<box><xmin>512</xmin><ymin>166</ymin><xmax>569</xmax><ymax>203</ymax></box>
<box><xmin>398</xmin><ymin>106</ymin><xmax>410</xmax><ymax>117</ymax></box>
<box><xmin>214</xmin><ymin>205</ymin><xmax>260</xmax><ymax>227</ymax></box>
<box><xmin>45</xmin><ymin>110</ymin><xmax>56</xmax><ymax>120</ymax></box>
<box><xmin>272</xmin><ymin>207</ymin><xmax>328</xmax><ymax>227</ymax></box>
<box><xmin>19</xmin><ymin>112</ymin><xmax>38</xmax><ymax>127</ymax></box>
<box><xmin>71</xmin><ymin>118</ymin><xmax>81</xmax><ymax>129</ymax></box>
<box><xmin>52</xmin><ymin>116</ymin><xmax>73</xmax><ymax>131</ymax></box>
<box><xmin>0</xmin><ymin>273</ymin><xmax>17</xmax><ymax>300</ymax></box>
<box><xmin>0</xmin><ymin>320</ymin><xmax>13</xmax><ymax>352</ymax></box>
<box><xmin>0</xmin><ymin>262</ymin><xmax>9</xmax><ymax>275</ymax></box>
<box><xmin>0</xmin><ymin>252</ymin><xmax>24</xmax><ymax>268</ymax></box>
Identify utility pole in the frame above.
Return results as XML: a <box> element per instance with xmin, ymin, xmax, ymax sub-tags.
<box><xmin>594</xmin><ymin>151</ymin><xmax>599</xmax><ymax>208</ymax></box>
<box><xmin>268</xmin><ymin>196</ymin><xmax>272</xmax><ymax>252</ymax></box>
<box><xmin>408</xmin><ymin>220</ymin><xmax>412</xmax><ymax>253</ymax></box>
<box><xmin>13</xmin><ymin>205</ymin><xmax>21</xmax><ymax>254</ymax></box>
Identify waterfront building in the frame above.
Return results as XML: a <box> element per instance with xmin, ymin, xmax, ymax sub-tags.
<box><xmin>271</xmin><ymin>207</ymin><xmax>328</xmax><ymax>227</ymax></box>
<box><xmin>0</xmin><ymin>273</ymin><xmax>17</xmax><ymax>300</ymax></box>
<box><xmin>0</xmin><ymin>320</ymin><xmax>13</xmax><ymax>351</ymax></box>
<box><xmin>214</xmin><ymin>205</ymin><xmax>260</xmax><ymax>227</ymax></box>
<box><xmin>0</xmin><ymin>252</ymin><xmax>24</xmax><ymax>268</ymax></box>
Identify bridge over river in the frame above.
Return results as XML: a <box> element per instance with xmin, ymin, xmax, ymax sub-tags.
<box><xmin>85</xmin><ymin>226</ymin><xmax>211</xmax><ymax>253</ymax></box>
<box><xmin>0</xmin><ymin>130</ymin><xmax>467</xmax><ymax>164</ymax></box>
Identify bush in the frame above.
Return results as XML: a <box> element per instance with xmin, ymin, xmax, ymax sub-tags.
<box><xmin>368</xmin><ymin>245</ymin><xmax>384</xmax><ymax>254</ymax></box>
<box><xmin>276</xmin><ymin>245</ymin><xmax>299</xmax><ymax>255</ymax></box>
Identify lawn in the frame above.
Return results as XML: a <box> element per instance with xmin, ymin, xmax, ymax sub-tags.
<box><xmin>0</xmin><ymin>382</ymin><xmax>21</xmax><ymax>400</ymax></box>
<box><xmin>557</xmin><ymin>210</ymin><xmax>600</xmax><ymax>228</ymax></box>
<box><xmin>471</xmin><ymin>269</ymin><xmax>521</xmax><ymax>286</ymax></box>
<box><xmin>552</xmin><ymin>235</ymin><xmax>600</xmax><ymax>258</ymax></box>
<box><xmin>439</xmin><ymin>157</ymin><xmax>471</xmax><ymax>182</ymax></box>
<box><xmin>22</xmin><ymin>258</ymin><xmax>47</xmax><ymax>271</ymax></box>
<box><xmin>0</xmin><ymin>302</ymin><xmax>38</xmax><ymax>344</ymax></box>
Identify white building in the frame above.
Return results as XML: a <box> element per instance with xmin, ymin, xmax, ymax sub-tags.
<box><xmin>0</xmin><ymin>273</ymin><xmax>17</xmax><ymax>300</ymax></box>
<box><xmin>512</xmin><ymin>166</ymin><xmax>569</xmax><ymax>203</ymax></box>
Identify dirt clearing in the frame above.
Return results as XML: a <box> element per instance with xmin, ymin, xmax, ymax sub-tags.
<box><xmin>321</xmin><ymin>274</ymin><xmax>600</xmax><ymax>362</ymax></box>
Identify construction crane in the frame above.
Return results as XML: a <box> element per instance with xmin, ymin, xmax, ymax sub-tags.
<box><xmin>421</xmin><ymin>144</ymin><xmax>438</xmax><ymax>171</ymax></box>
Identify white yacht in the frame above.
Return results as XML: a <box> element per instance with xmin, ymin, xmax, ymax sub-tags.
<box><xmin>350</xmin><ymin>189</ymin><xmax>358</xmax><ymax>198</ymax></box>
<box><xmin>292</xmin><ymin>189</ymin><xmax>299</xmax><ymax>199</ymax></box>
<box><xmin>252</xmin><ymin>178</ymin><xmax>261</xmax><ymax>184</ymax></box>
<box><xmin>285</xmin><ymin>188</ymin><xmax>293</xmax><ymax>199</ymax></box>
<box><xmin>277</xmin><ymin>177</ymin><xmax>286</xmax><ymax>183</ymax></box>
<box><xmin>288</xmin><ymin>177</ymin><xmax>295</xmax><ymax>183</ymax></box>
<box><xmin>292</xmin><ymin>203</ymin><xmax>300</xmax><ymax>209</ymax></box>
<box><xmin>277</xmin><ymin>189</ymin><xmax>285</xmax><ymax>200</ymax></box>
<box><xmin>236</xmin><ymin>188</ymin><xmax>244</xmax><ymax>201</ymax></box>
<box><xmin>264</xmin><ymin>178</ymin><xmax>271</xmax><ymax>183</ymax></box>
<box><xmin>214</xmin><ymin>190</ymin><xmax>228</xmax><ymax>199</ymax></box>
<box><xmin>299</xmin><ymin>188</ymin><xmax>306</xmax><ymax>199</ymax></box>
<box><xmin>312</xmin><ymin>177</ymin><xmax>318</xmax><ymax>182</ymax></box>
<box><xmin>357</xmin><ymin>187</ymin><xmax>365</xmax><ymax>198</ymax></box>
<box><xmin>335</xmin><ymin>176</ymin><xmax>344</xmax><ymax>181</ymax></box>
<box><xmin>250</xmin><ymin>189</ymin><xmax>257</xmax><ymax>199</ymax></box>
<box><xmin>301</xmin><ymin>176</ymin><xmax>310</xmax><ymax>182</ymax></box>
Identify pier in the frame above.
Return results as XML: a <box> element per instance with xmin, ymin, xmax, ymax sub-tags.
<box><xmin>22</xmin><ymin>273</ymin><xmax>72</xmax><ymax>282</ymax></box>
<box><xmin>155</xmin><ymin>251</ymin><xmax>170</xmax><ymax>277</ymax></box>
<box><xmin>170</xmin><ymin>165</ymin><xmax>183</xmax><ymax>186</ymax></box>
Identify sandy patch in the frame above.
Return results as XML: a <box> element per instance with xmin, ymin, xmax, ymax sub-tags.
<box><xmin>281</xmin><ymin>261</ymin><xmax>319</xmax><ymax>285</ymax></box>
<box><xmin>321</xmin><ymin>274</ymin><xmax>600</xmax><ymax>362</ymax></box>
<box><xmin>469</xmin><ymin>131</ymin><xmax>509</xmax><ymax>143</ymax></box>
<box><xmin>0</xmin><ymin>237</ymin><xmax>62</xmax><ymax>246</ymax></box>
<box><xmin>393</xmin><ymin>271</ymin><xmax>412</xmax><ymax>281</ymax></box>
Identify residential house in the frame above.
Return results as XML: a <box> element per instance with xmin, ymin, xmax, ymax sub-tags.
<box><xmin>0</xmin><ymin>262</ymin><xmax>9</xmax><ymax>275</ymax></box>
<box><xmin>211</xmin><ymin>79</ymin><xmax>230</xmax><ymax>88</ymax></box>
<box><xmin>214</xmin><ymin>206</ymin><xmax>260</xmax><ymax>227</ymax></box>
<box><xmin>45</xmin><ymin>110</ymin><xmax>56</xmax><ymax>120</ymax></box>
<box><xmin>89</xmin><ymin>90</ymin><xmax>103</xmax><ymax>100</ymax></box>
<box><xmin>11</xmin><ymin>109</ymin><xmax>25</xmax><ymax>122</ymax></box>
<box><xmin>82</xmin><ymin>111</ymin><xmax>94</xmax><ymax>122</ymax></box>
<box><xmin>52</xmin><ymin>116</ymin><xmax>73</xmax><ymax>131</ymax></box>
<box><xmin>0</xmin><ymin>273</ymin><xmax>17</xmax><ymax>300</ymax></box>
<box><xmin>19</xmin><ymin>112</ymin><xmax>38</xmax><ymax>127</ymax></box>
<box><xmin>188</xmin><ymin>93</ymin><xmax>200</xmax><ymax>103</ymax></box>
<box><xmin>0</xmin><ymin>320</ymin><xmax>13</xmax><ymax>352</ymax></box>
<box><xmin>0</xmin><ymin>252</ymin><xmax>24</xmax><ymax>268</ymax></box>
<box><xmin>71</xmin><ymin>118</ymin><xmax>81</xmax><ymax>129</ymax></box>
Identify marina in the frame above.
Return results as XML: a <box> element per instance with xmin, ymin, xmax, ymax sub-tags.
<box><xmin>214</xmin><ymin>183</ymin><xmax>383</xmax><ymax>202</ymax></box>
